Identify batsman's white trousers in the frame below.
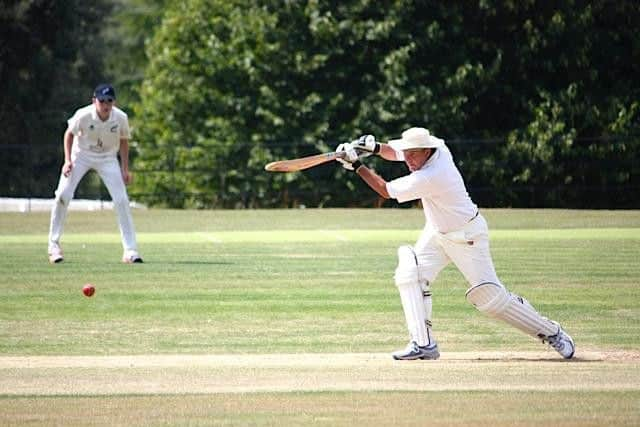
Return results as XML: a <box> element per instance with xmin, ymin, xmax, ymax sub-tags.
<box><xmin>414</xmin><ymin>213</ymin><xmax>500</xmax><ymax>288</ymax></box>
<box><xmin>48</xmin><ymin>152</ymin><xmax>138</xmax><ymax>252</ymax></box>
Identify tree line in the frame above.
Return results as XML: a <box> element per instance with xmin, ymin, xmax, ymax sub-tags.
<box><xmin>2</xmin><ymin>0</ymin><xmax>639</xmax><ymax>208</ymax></box>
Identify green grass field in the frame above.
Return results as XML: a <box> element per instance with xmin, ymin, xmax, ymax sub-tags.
<box><xmin>1</xmin><ymin>208</ymin><xmax>639</xmax><ymax>426</ymax></box>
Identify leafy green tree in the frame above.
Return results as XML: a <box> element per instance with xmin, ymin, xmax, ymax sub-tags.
<box><xmin>131</xmin><ymin>0</ymin><xmax>639</xmax><ymax>208</ymax></box>
<box><xmin>490</xmin><ymin>1</ymin><xmax>640</xmax><ymax>207</ymax></box>
<box><xmin>0</xmin><ymin>0</ymin><xmax>114</xmax><ymax>198</ymax></box>
<box><xmin>105</xmin><ymin>0</ymin><xmax>170</xmax><ymax>107</ymax></box>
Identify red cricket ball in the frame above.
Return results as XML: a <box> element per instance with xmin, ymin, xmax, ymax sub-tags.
<box><xmin>82</xmin><ymin>284</ymin><xmax>95</xmax><ymax>297</ymax></box>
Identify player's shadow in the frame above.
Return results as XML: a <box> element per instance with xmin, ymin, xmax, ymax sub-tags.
<box><xmin>162</xmin><ymin>261</ymin><xmax>235</xmax><ymax>265</ymax></box>
<box><xmin>465</xmin><ymin>355</ymin><xmax>601</xmax><ymax>363</ymax></box>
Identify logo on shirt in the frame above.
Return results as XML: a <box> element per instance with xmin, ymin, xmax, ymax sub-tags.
<box><xmin>110</xmin><ymin>125</ymin><xmax>118</xmax><ymax>133</ymax></box>
<box><xmin>89</xmin><ymin>125</ymin><xmax>95</xmax><ymax>130</ymax></box>
<box><xmin>89</xmin><ymin>138</ymin><xmax>104</xmax><ymax>153</ymax></box>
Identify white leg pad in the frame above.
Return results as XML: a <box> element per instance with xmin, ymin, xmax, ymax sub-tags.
<box><xmin>466</xmin><ymin>282</ymin><xmax>558</xmax><ymax>338</ymax></box>
<box><xmin>395</xmin><ymin>246</ymin><xmax>430</xmax><ymax>346</ymax></box>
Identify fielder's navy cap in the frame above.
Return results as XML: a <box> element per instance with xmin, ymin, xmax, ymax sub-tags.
<box><xmin>94</xmin><ymin>84</ymin><xmax>116</xmax><ymax>100</ymax></box>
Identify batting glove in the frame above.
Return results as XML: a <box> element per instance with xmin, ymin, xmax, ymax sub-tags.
<box><xmin>351</xmin><ymin>134</ymin><xmax>380</xmax><ymax>155</ymax></box>
<box><xmin>335</xmin><ymin>143</ymin><xmax>363</xmax><ymax>171</ymax></box>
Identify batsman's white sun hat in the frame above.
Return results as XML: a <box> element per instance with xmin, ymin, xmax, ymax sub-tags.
<box><xmin>388</xmin><ymin>127</ymin><xmax>445</xmax><ymax>151</ymax></box>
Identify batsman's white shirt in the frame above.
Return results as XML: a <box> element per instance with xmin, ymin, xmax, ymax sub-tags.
<box><xmin>386</xmin><ymin>145</ymin><xmax>477</xmax><ymax>233</ymax></box>
<box><xmin>68</xmin><ymin>105</ymin><xmax>131</xmax><ymax>158</ymax></box>
<box><xmin>386</xmin><ymin>144</ymin><xmax>500</xmax><ymax>287</ymax></box>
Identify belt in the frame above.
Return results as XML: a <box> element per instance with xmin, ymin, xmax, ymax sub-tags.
<box><xmin>468</xmin><ymin>210</ymin><xmax>479</xmax><ymax>222</ymax></box>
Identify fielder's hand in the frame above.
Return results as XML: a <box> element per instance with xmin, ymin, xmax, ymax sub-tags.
<box><xmin>335</xmin><ymin>143</ymin><xmax>363</xmax><ymax>171</ymax></box>
<box><xmin>62</xmin><ymin>161</ymin><xmax>73</xmax><ymax>177</ymax></box>
<box><xmin>122</xmin><ymin>168</ymin><xmax>132</xmax><ymax>185</ymax></box>
<box><xmin>352</xmin><ymin>134</ymin><xmax>380</xmax><ymax>155</ymax></box>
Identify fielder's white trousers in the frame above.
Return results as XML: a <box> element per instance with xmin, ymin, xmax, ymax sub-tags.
<box><xmin>415</xmin><ymin>213</ymin><xmax>500</xmax><ymax>288</ymax></box>
<box><xmin>48</xmin><ymin>152</ymin><xmax>138</xmax><ymax>253</ymax></box>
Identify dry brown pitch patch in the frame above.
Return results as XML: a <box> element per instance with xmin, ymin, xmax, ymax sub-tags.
<box><xmin>1</xmin><ymin>350</ymin><xmax>638</xmax><ymax>395</ymax></box>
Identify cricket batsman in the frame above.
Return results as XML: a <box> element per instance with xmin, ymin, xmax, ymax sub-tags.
<box><xmin>336</xmin><ymin>127</ymin><xmax>575</xmax><ymax>360</ymax></box>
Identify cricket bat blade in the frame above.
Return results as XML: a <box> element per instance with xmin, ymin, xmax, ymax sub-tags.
<box><xmin>264</xmin><ymin>151</ymin><xmax>346</xmax><ymax>172</ymax></box>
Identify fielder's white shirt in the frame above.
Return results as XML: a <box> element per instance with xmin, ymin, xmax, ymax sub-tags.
<box><xmin>68</xmin><ymin>105</ymin><xmax>131</xmax><ymax>158</ymax></box>
<box><xmin>386</xmin><ymin>144</ymin><xmax>478</xmax><ymax>233</ymax></box>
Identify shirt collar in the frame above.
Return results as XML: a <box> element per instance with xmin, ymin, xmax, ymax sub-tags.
<box><xmin>91</xmin><ymin>105</ymin><xmax>112</xmax><ymax>122</ymax></box>
<box><xmin>419</xmin><ymin>148</ymin><xmax>441</xmax><ymax>170</ymax></box>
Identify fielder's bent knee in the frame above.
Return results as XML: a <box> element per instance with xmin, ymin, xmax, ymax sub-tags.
<box><xmin>465</xmin><ymin>281</ymin><xmax>511</xmax><ymax>315</ymax></box>
<box><xmin>54</xmin><ymin>190</ymin><xmax>72</xmax><ymax>207</ymax></box>
<box><xmin>394</xmin><ymin>245</ymin><xmax>419</xmax><ymax>288</ymax></box>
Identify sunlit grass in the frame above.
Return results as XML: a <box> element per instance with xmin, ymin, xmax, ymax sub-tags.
<box><xmin>1</xmin><ymin>208</ymin><xmax>639</xmax><ymax>426</ymax></box>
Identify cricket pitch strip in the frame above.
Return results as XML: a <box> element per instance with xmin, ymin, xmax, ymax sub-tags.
<box><xmin>1</xmin><ymin>350</ymin><xmax>639</xmax><ymax>395</ymax></box>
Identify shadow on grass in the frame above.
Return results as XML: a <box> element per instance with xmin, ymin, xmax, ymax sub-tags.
<box><xmin>157</xmin><ymin>261</ymin><xmax>235</xmax><ymax>265</ymax></box>
<box><xmin>455</xmin><ymin>355</ymin><xmax>602</xmax><ymax>363</ymax></box>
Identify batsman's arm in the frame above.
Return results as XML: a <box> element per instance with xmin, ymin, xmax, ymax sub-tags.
<box><xmin>377</xmin><ymin>143</ymin><xmax>401</xmax><ymax>161</ymax></box>
<box><xmin>354</xmin><ymin>164</ymin><xmax>390</xmax><ymax>199</ymax></box>
<box><xmin>353</xmin><ymin>135</ymin><xmax>400</xmax><ymax>161</ymax></box>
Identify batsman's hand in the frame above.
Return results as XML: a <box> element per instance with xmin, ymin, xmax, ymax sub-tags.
<box><xmin>351</xmin><ymin>134</ymin><xmax>379</xmax><ymax>156</ymax></box>
<box><xmin>335</xmin><ymin>143</ymin><xmax>361</xmax><ymax>171</ymax></box>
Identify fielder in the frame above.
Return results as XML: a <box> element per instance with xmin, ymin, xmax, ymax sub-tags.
<box><xmin>48</xmin><ymin>84</ymin><xmax>142</xmax><ymax>264</ymax></box>
<box><xmin>336</xmin><ymin>127</ymin><xmax>574</xmax><ymax>360</ymax></box>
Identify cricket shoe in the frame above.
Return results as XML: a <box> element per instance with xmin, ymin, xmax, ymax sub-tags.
<box><xmin>541</xmin><ymin>321</ymin><xmax>575</xmax><ymax>359</ymax></box>
<box><xmin>48</xmin><ymin>245</ymin><xmax>64</xmax><ymax>264</ymax></box>
<box><xmin>122</xmin><ymin>250</ymin><xmax>143</xmax><ymax>264</ymax></box>
<box><xmin>392</xmin><ymin>341</ymin><xmax>440</xmax><ymax>360</ymax></box>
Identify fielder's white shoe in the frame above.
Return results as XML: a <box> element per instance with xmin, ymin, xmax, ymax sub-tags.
<box><xmin>542</xmin><ymin>322</ymin><xmax>575</xmax><ymax>359</ymax></box>
<box><xmin>48</xmin><ymin>245</ymin><xmax>64</xmax><ymax>264</ymax></box>
<box><xmin>392</xmin><ymin>341</ymin><xmax>440</xmax><ymax>360</ymax></box>
<box><xmin>122</xmin><ymin>250</ymin><xmax>143</xmax><ymax>264</ymax></box>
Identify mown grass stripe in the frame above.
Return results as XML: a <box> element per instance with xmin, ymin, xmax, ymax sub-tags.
<box><xmin>2</xmin><ymin>228</ymin><xmax>640</xmax><ymax>244</ymax></box>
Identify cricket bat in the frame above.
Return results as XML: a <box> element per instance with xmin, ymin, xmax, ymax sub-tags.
<box><xmin>264</xmin><ymin>151</ymin><xmax>346</xmax><ymax>172</ymax></box>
